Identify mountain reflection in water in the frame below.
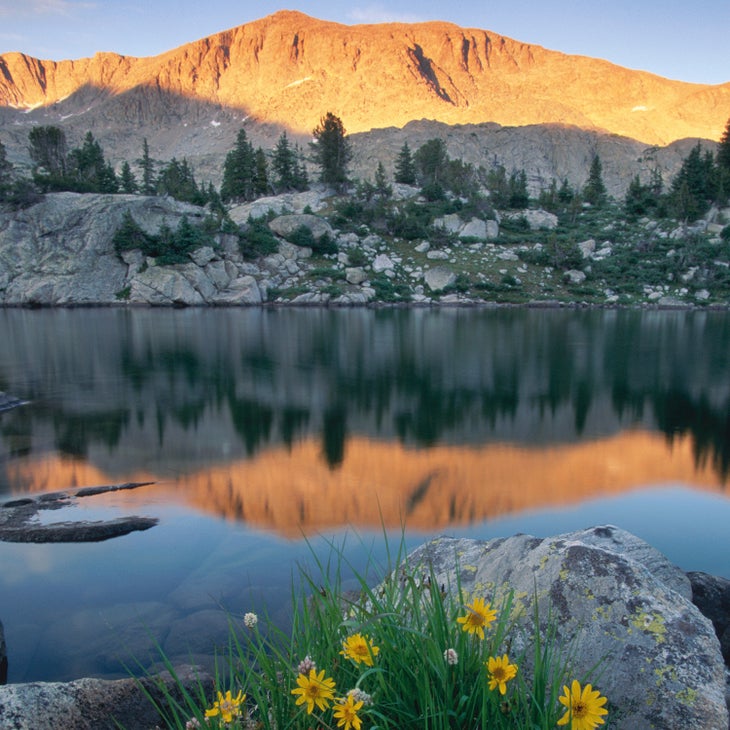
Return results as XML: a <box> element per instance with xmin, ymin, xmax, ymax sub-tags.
<box><xmin>4</xmin><ymin>430</ymin><xmax>725</xmax><ymax>538</ymax></box>
<box><xmin>1</xmin><ymin>307</ymin><xmax>729</xmax><ymax>683</ymax></box>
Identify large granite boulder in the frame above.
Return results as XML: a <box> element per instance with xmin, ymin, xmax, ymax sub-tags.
<box><xmin>0</xmin><ymin>666</ymin><xmax>212</xmax><ymax>730</ymax></box>
<box><xmin>403</xmin><ymin>526</ymin><xmax>727</xmax><ymax>730</ymax></box>
<box><xmin>268</xmin><ymin>213</ymin><xmax>334</xmax><ymax>242</ymax></box>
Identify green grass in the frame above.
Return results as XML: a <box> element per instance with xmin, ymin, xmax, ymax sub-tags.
<box><xmin>135</xmin><ymin>535</ymin><xmax>609</xmax><ymax>730</ymax></box>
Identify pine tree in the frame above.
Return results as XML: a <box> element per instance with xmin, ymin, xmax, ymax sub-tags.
<box><xmin>716</xmin><ymin>117</ymin><xmax>730</xmax><ymax>173</ymax></box>
<box><xmin>272</xmin><ymin>132</ymin><xmax>297</xmax><ymax>192</ymax></box>
<box><xmin>137</xmin><ymin>139</ymin><xmax>156</xmax><ymax>195</ymax></box>
<box><xmin>508</xmin><ymin>169</ymin><xmax>529</xmax><ymax>209</ymax></box>
<box><xmin>157</xmin><ymin>157</ymin><xmax>204</xmax><ymax>204</ymax></box>
<box><xmin>67</xmin><ymin>132</ymin><xmax>118</xmax><ymax>192</ymax></box>
<box><xmin>394</xmin><ymin>142</ymin><xmax>416</xmax><ymax>185</ymax></box>
<box><xmin>669</xmin><ymin>142</ymin><xmax>716</xmax><ymax>221</ymax></box>
<box><xmin>254</xmin><ymin>147</ymin><xmax>269</xmax><ymax>197</ymax></box>
<box><xmin>311</xmin><ymin>112</ymin><xmax>351</xmax><ymax>187</ymax></box>
<box><xmin>486</xmin><ymin>166</ymin><xmax>509</xmax><ymax>208</ymax></box>
<box><xmin>374</xmin><ymin>161</ymin><xmax>392</xmax><ymax>199</ymax></box>
<box><xmin>120</xmin><ymin>161</ymin><xmax>138</xmax><ymax>193</ymax></box>
<box><xmin>583</xmin><ymin>155</ymin><xmax>607</xmax><ymax>206</ymax></box>
<box><xmin>221</xmin><ymin>128</ymin><xmax>257</xmax><ymax>202</ymax></box>
<box><xmin>0</xmin><ymin>137</ymin><xmax>12</xmax><ymax>201</ymax></box>
<box><xmin>28</xmin><ymin>126</ymin><xmax>68</xmax><ymax>188</ymax></box>
<box><xmin>414</xmin><ymin>138</ymin><xmax>448</xmax><ymax>188</ymax></box>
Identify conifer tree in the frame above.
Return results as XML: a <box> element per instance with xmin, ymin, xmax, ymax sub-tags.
<box><xmin>137</xmin><ymin>138</ymin><xmax>156</xmax><ymax>195</ymax></box>
<box><xmin>717</xmin><ymin>117</ymin><xmax>730</xmax><ymax>173</ymax></box>
<box><xmin>374</xmin><ymin>161</ymin><xmax>392</xmax><ymax>199</ymax></box>
<box><xmin>669</xmin><ymin>142</ymin><xmax>716</xmax><ymax>221</ymax></box>
<box><xmin>311</xmin><ymin>112</ymin><xmax>351</xmax><ymax>187</ymax></box>
<box><xmin>28</xmin><ymin>126</ymin><xmax>68</xmax><ymax>188</ymax></box>
<box><xmin>221</xmin><ymin>128</ymin><xmax>257</xmax><ymax>202</ymax></box>
<box><xmin>394</xmin><ymin>142</ymin><xmax>416</xmax><ymax>185</ymax></box>
<box><xmin>254</xmin><ymin>147</ymin><xmax>269</xmax><ymax>197</ymax></box>
<box><xmin>0</xmin><ymin>138</ymin><xmax>12</xmax><ymax>201</ymax></box>
<box><xmin>67</xmin><ymin>131</ymin><xmax>118</xmax><ymax>192</ymax></box>
<box><xmin>272</xmin><ymin>132</ymin><xmax>297</xmax><ymax>192</ymax></box>
<box><xmin>508</xmin><ymin>169</ymin><xmax>529</xmax><ymax>209</ymax></box>
<box><xmin>119</xmin><ymin>161</ymin><xmax>138</xmax><ymax>194</ymax></box>
<box><xmin>414</xmin><ymin>138</ymin><xmax>448</xmax><ymax>187</ymax></box>
<box><xmin>157</xmin><ymin>157</ymin><xmax>204</xmax><ymax>204</ymax></box>
<box><xmin>583</xmin><ymin>154</ymin><xmax>607</xmax><ymax>206</ymax></box>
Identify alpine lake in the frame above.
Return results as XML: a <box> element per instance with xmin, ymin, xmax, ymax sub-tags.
<box><xmin>1</xmin><ymin>306</ymin><xmax>729</xmax><ymax>683</ymax></box>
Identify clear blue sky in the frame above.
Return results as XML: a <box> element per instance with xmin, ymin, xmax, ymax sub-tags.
<box><xmin>0</xmin><ymin>0</ymin><xmax>728</xmax><ymax>85</ymax></box>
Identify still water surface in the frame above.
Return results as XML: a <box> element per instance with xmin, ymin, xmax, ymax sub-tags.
<box><xmin>0</xmin><ymin>307</ymin><xmax>729</xmax><ymax>682</ymax></box>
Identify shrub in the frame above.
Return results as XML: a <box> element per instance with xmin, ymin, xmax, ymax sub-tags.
<box><xmin>238</xmin><ymin>219</ymin><xmax>279</xmax><ymax>260</ymax></box>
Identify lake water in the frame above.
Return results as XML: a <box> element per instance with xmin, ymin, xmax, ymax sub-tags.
<box><xmin>1</xmin><ymin>306</ymin><xmax>729</xmax><ymax>683</ymax></box>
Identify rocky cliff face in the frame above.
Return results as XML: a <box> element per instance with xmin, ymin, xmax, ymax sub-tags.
<box><xmin>0</xmin><ymin>11</ymin><xmax>727</xmax><ymax>196</ymax></box>
<box><xmin>1</xmin><ymin>11</ymin><xmax>728</xmax><ymax>145</ymax></box>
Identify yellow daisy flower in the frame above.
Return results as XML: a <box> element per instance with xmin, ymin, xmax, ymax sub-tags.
<box><xmin>340</xmin><ymin>633</ymin><xmax>380</xmax><ymax>666</ymax></box>
<box><xmin>486</xmin><ymin>654</ymin><xmax>518</xmax><ymax>695</ymax></box>
<box><xmin>557</xmin><ymin>679</ymin><xmax>608</xmax><ymax>730</ymax></box>
<box><xmin>456</xmin><ymin>597</ymin><xmax>497</xmax><ymax>639</ymax></box>
<box><xmin>204</xmin><ymin>689</ymin><xmax>245</xmax><ymax>724</ymax></box>
<box><xmin>291</xmin><ymin>667</ymin><xmax>336</xmax><ymax>714</ymax></box>
<box><xmin>333</xmin><ymin>693</ymin><xmax>364</xmax><ymax>730</ymax></box>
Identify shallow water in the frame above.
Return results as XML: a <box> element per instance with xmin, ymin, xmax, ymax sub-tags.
<box><xmin>0</xmin><ymin>307</ymin><xmax>728</xmax><ymax>682</ymax></box>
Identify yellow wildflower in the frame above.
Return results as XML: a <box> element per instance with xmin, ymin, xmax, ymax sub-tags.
<box><xmin>291</xmin><ymin>668</ymin><xmax>336</xmax><ymax>714</ymax></box>
<box><xmin>486</xmin><ymin>654</ymin><xmax>518</xmax><ymax>694</ymax></box>
<box><xmin>333</xmin><ymin>693</ymin><xmax>364</xmax><ymax>730</ymax></box>
<box><xmin>557</xmin><ymin>679</ymin><xmax>608</xmax><ymax>730</ymax></box>
<box><xmin>340</xmin><ymin>633</ymin><xmax>380</xmax><ymax>666</ymax></box>
<box><xmin>204</xmin><ymin>689</ymin><xmax>245</xmax><ymax>724</ymax></box>
<box><xmin>456</xmin><ymin>597</ymin><xmax>497</xmax><ymax>639</ymax></box>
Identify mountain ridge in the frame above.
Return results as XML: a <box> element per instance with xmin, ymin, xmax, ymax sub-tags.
<box><xmin>1</xmin><ymin>10</ymin><xmax>728</xmax><ymax>147</ymax></box>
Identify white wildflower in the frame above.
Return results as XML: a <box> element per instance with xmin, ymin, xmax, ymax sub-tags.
<box><xmin>443</xmin><ymin>648</ymin><xmax>459</xmax><ymax>665</ymax></box>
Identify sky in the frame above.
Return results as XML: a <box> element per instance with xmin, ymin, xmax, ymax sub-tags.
<box><xmin>0</xmin><ymin>0</ymin><xmax>728</xmax><ymax>85</ymax></box>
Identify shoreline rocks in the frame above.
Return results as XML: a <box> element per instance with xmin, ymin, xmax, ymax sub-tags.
<box><xmin>0</xmin><ymin>483</ymin><xmax>158</xmax><ymax>543</ymax></box>
<box><xmin>0</xmin><ymin>526</ymin><xmax>728</xmax><ymax>729</ymax></box>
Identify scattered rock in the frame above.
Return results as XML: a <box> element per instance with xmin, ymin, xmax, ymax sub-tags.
<box><xmin>372</xmin><ymin>254</ymin><xmax>395</xmax><ymax>273</ymax></box>
<box><xmin>564</xmin><ymin>269</ymin><xmax>587</xmax><ymax>285</ymax></box>
<box><xmin>424</xmin><ymin>266</ymin><xmax>456</xmax><ymax>292</ymax></box>
<box><xmin>578</xmin><ymin>238</ymin><xmax>596</xmax><ymax>258</ymax></box>
<box><xmin>268</xmin><ymin>213</ymin><xmax>334</xmax><ymax>242</ymax></box>
<box><xmin>345</xmin><ymin>267</ymin><xmax>368</xmax><ymax>285</ymax></box>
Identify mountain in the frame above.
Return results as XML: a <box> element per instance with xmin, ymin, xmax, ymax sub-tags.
<box><xmin>0</xmin><ymin>11</ymin><xmax>728</xmax><ymax>190</ymax></box>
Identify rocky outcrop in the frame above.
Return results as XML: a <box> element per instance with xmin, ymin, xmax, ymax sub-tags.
<box><xmin>0</xmin><ymin>192</ymin><xmax>340</xmax><ymax>306</ymax></box>
<box><xmin>403</xmin><ymin>526</ymin><xmax>727</xmax><ymax>730</ymax></box>
<box><xmin>0</xmin><ymin>666</ymin><xmax>213</xmax><ymax>730</ymax></box>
